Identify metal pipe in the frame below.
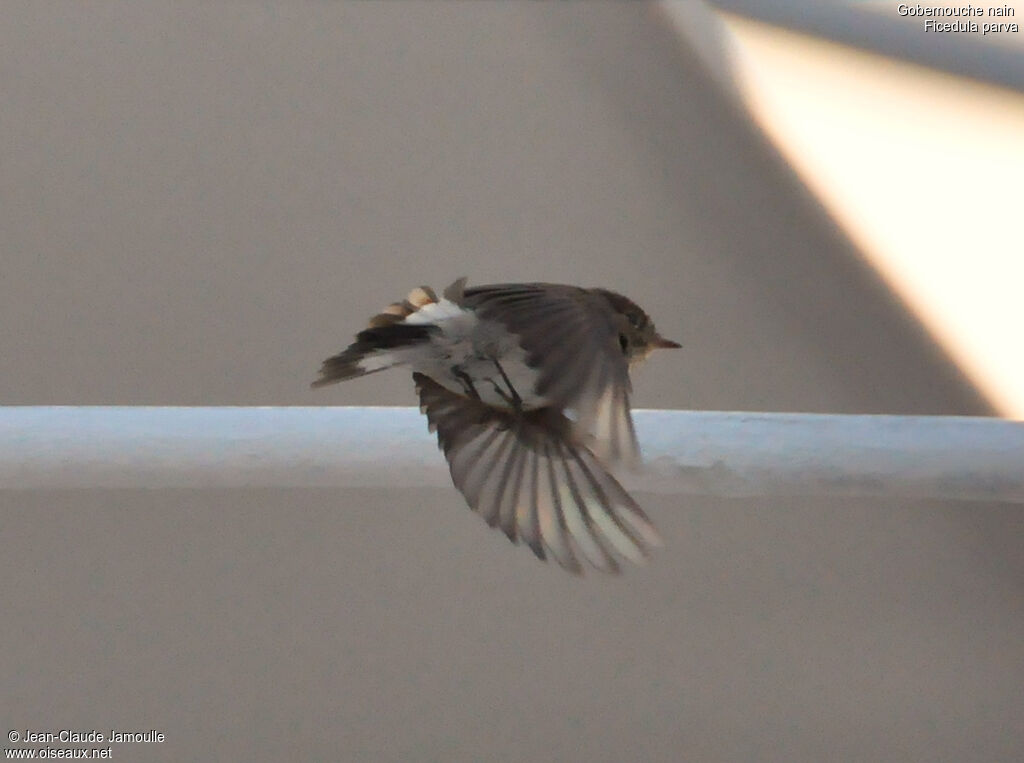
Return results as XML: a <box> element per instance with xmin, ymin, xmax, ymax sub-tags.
<box><xmin>1</xmin><ymin>407</ymin><xmax>1021</xmax><ymax>502</ymax></box>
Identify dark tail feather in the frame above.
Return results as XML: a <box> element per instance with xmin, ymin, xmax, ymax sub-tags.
<box><xmin>311</xmin><ymin>323</ymin><xmax>436</xmax><ymax>388</ymax></box>
<box><xmin>354</xmin><ymin>323</ymin><xmax>436</xmax><ymax>349</ymax></box>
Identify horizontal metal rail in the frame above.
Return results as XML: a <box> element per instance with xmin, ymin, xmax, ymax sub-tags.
<box><xmin>1</xmin><ymin>407</ymin><xmax>1021</xmax><ymax>502</ymax></box>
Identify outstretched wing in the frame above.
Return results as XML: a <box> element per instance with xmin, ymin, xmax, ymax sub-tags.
<box><xmin>456</xmin><ymin>282</ymin><xmax>640</xmax><ymax>467</ymax></box>
<box><xmin>415</xmin><ymin>372</ymin><xmax>660</xmax><ymax>574</ymax></box>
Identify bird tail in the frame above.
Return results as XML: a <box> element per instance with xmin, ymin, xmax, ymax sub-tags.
<box><xmin>311</xmin><ymin>323</ymin><xmax>436</xmax><ymax>387</ymax></box>
<box><xmin>312</xmin><ymin>285</ymin><xmax>441</xmax><ymax>388</ymax></box>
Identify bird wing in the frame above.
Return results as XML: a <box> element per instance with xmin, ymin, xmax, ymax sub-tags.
<box><xmin>456</xmin><ymin>282</ymin><xmax>640</xmax><ymax>467</ymax></box>
<box><xmin>414</xmin><ymin>372</ymin><xmax>660</xmax><ymax>574</ymax></box>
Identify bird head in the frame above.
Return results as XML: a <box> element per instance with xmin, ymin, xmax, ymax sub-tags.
<box><xmin>591</xmin><ymin>289</ymin><xmax>681</xmax><ymax>365</ymax></box>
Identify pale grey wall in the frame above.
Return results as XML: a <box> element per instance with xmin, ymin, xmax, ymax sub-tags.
<box><xmin>3</xmin><ymin>3</ymin><xmax>1020</xmax><ymax>761</ymax></box>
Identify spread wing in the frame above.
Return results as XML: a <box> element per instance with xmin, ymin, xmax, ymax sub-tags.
<box><xmin>414</xmin><ymin>372</ymin><xmax>660</xmax><ymax>574</ymax></box>
<box><xmin>456</xmin><ymin>282</ymin><xmax>640</xmax><ymax>466</ymax></box>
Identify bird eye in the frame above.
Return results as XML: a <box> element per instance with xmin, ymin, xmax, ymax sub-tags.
<box><xmin>619</xmin><ymin>334</ymin><xmax>629</xmax><ymax>353</ymax></box>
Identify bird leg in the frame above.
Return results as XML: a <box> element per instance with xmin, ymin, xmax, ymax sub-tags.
<box><xmin>490</xmin><ymin>359</ymin><xmax>523</xmax><ymax>413</ymax></box>
<box><xmin>452</xmin><ymin>367</ymin><xmax>481</xmax><ymax>400</ymax></box>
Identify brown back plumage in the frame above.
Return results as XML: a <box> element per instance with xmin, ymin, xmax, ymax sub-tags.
<box><xmin>366</xmin><ymin>285</ymin><xmax>438</xmax><ymax>328</ymax></box>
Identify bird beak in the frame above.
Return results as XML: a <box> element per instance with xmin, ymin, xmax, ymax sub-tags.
<box><xmin>652</xmin><ymin>335</ymin><xmax>681</xmax><ymax>349</ymax></box>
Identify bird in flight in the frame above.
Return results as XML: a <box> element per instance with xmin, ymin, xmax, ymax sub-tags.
<box><xmin>313</xmin><ymin>278</ymin><xmax>680</xmax><ymax>574</ymax></box>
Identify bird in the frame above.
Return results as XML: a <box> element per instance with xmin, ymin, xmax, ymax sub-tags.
<box><xmin>312</xmin><ymin>278</ymin><xmax>680</xmax><ymax>574</ymax></box>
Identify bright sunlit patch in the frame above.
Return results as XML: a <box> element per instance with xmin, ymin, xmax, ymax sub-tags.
<box><xmin>714</xmin><ymin>13</ymin><xmax>1024</xmax><ymax>418</ymax></box>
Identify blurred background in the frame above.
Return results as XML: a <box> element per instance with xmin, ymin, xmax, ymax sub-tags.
<box><xmin>2</xmin><ymin>1</ymin><xmax>1022</xmax><ymax>760</ymax></box>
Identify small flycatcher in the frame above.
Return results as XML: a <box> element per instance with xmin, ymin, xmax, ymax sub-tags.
<box><xmin>313</xmin><ymin>278</ymin><xmax>680</xmax><ymax>574</ymax></box>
